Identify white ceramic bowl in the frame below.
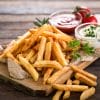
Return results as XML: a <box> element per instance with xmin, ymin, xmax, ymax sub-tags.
<box><xmin>75</xmin><ymin>23</ymin><xmax>100</xmax><ymax>48</ymax></box>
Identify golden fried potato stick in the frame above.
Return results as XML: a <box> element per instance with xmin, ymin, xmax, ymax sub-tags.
<box><xmin>55</xmin><ymin>70</ymin><xmax>73</xmax><ymax>84</ymax></box>
<box><xmin>52</xmin><ymin>90</ymin><xmax>63</xmax><ymax>100</ymax></box>
<box><xmin>30</xmin><ymin>53</ymin><xmax>37</xmax><ymax>64</ymax></box>
<box><xmin>44</xmin><ymin>42</ymin><xmax>52</xmax><ymax>60</ymax></box>
<box><xmin>22</xmin><ymin>24</ymin><xmax>49</xmax><ymax>52</ymax></box>
<box><xmin>63</xmin><ymin>79</ymin><xmax>72</xmax><ymax>100</ymax></box>
<box><xmin>37</xmin><ymin>36</ymin><xmax>47</xmax><ymax>61</ymax></box>
<box><xmin>33</xmin><ymin>60</ymin><xmax>62</xmax><ymax>70</ymax></box>
<box><xmin>71</xmin><ymin>65</ymin><xmax>97</xmax><ymax>81</ymax></box>
<box><xmin>26</xmin><ymin>49</ymin><xmax>35</xmax><ymax>61</ymax></box>
<box><xmin>53</xmin><ymin>42</ymin><xmax>68</xmax><ymax>66</ymax></box>
<box><xmin>18</xmin><ymin>55</ymin><xmax>39</xmax><ymax>81</ymax></box>
<box><xmin>59</xmin><ymin>40</ymin><xmax>67</xmax><ymax>49</ymax></box>
<box><xmin>52</xmin><ymin>84</ymin><xmax>88</xmax><ymax>92</ymax></box>
<box><xmin>42</xmin><ymin>31</ymin><xmax>73</xmax><ymax>42</ymax></box>
<box><xmin>1</xmin><ymin>31</ymin><xmax>34</xmax><ymax>58</ymax></box>
<box><xmin>75</xmin><ymin>73</ymin><xmax>97</xmax><ymax>86</ymax></box>
<box><xmin>72</xmin><ymin>80</ymin><xmax>80</xmax><ymax>85</ymax></box>
<box><xmin>6</xmin><ymin>52</ymin><xmax>19</xmax><ymax>64</ymax></box>
<box><xmin>80</xmin><ymin>87</ymin><xmax>95</xmax><ymax>100</ymax></box>
<box><xmin>47</xmin><ymin>67</ymin><xmax>70</xmax><ymax>84</ymax></box>
<box><xmin>51</xmin><ymin>25</ymin><xmax>66</xmax><ymax>35</ymax></box>
<box><xmin>43</xmin><ymin>41</ymin><xmax>53</xmax><ymax>84</ymax></box>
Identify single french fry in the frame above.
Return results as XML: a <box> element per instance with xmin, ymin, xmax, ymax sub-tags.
<box><xmin>55</xmin><ymin>70</ymin><xmax>73</xmax><ymax>84</ymax></box>
<box><xmin>44</xmin><ymin>41</ymin><xmax>52</xmax><ymax>60</ymax></box>
<box><xmin>26</xmin><ymin>49</ymin><xmax>35</xmax><ymax>61</ymax></box>
<box><xmin>71</xmin><ymin>65</ymin><xmax>97</xmax><ymax>81</ymax></box>
<box><xmin>42</xmin><ymin>31</ymin><xmax>73</xmax><ymax>42</ymax></box>
<box><xmin>52</xmin><ymin>90</ymin><xmax>63</xmax><ymax>100</ymax></box>
<box><xmin>53</xmin><ymin>42</ymin><xmax>68</xmax><ymax>66</ymax></box>
<box><xmin>30</xmin><ymin>53</ymin><xmax>37</xmax><ymax>64</ymax></box>
<box><xmin>37</xmin><ymin>36</ymin><xmax>46</xmax><ymax>61</ymax></box>
<box><xmin>72</xmin><ymin>80</ymin><xmax>80</xmax><ymax>85</ymax></box>
<box><xmin>47</xmin><ymin>67</ymin><xmax>70</xmax><ymax>84</ymax></box>
<box><xmin>63</xmin><ymin>79</ymin><xmax>72</xmax><ymax>99</ymax></box>
<box><xmin>43</xmin><ymin>68</ymin><xmax>53</xmax><ymax>84</ymax></box>
<box><xmin>6</xmin><ymin>52</ymin><xmax>19</xmax><ymax>64</ymax></box>
<box><xmin>80</xmin><ymin>87</ymin><xmax>95</xmax><ymax>100</ymax></box>
<box><xmin>18</xmin><ymin>55</ymin><xmax>39</xmax><ymax>81</ymax></box>
<box><xmin>43</xmin><ymin>41</ymin><xmax>53</xmax><ymax>84</ymax></box>
<box><xmin>53</xmin><ymin>84</ymin><xmax>88</xmax><ymax>92</ymax></box>
<box><xmin>59</xmin><ymin>40</ymin><xmax>67</xmax><ymax>49</ymax></box>
<box><xmin>75</xmin><ymin>73</ymin><xmax>97</xmax><ymax>86</ymax></box>
<box><xmin>52</xmin><ymin>25</ymin><xmax>66</xmax><ymax>35</ymax></box>
<box><xmin>33</xmin><ymin>60</ymin><xmax>62</xmax><ymax>70</ymax></box>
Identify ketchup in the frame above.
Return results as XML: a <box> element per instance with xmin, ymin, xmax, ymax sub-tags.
<box><xmin>49</xmin><ymin>12</ymin><xmax>82</xmax><ymax>34</ymax></box>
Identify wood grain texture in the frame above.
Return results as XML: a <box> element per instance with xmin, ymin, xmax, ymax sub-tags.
<box><xmin>0</xmin><ymin>1</ymin><xmax>100</xmax><ymax>14</ymax></box>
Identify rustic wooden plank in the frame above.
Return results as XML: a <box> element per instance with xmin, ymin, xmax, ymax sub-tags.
<box><xmin>0</xmin><ymin>39</ymin><xmax>13</xmax><ymax>45</ymax></box>
<box><xmin>0</xmin><ymin>0</ymin><xmax>99</xmax><ymax>1</ymax></box>
<box><xmin>0</xmin><ymin>13</ymin><xmax>100</xmax><ymax>22</ymax></box>
<box><xmin>0</xmin><ymin>1</ymin><xmax>100</xmax><ymax>14</ymax></box>
<box><xmin>0</xmin><ymin>14</ymin><xmax>48</xmax><ymax>22</ymax></box>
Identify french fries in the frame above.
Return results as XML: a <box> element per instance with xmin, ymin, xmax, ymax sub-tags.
<box><xmin>52</xmin><ymin>90</ymin><xmax>63</xmax><ymax>100</ymax></box>
<box><xmin>71</xmin><ymin>65</ymin><xmax>97</xmax><ymax>81</ymax></box>
<box><xmin>72</xmin><ymin>80</ymin><xmax>80</xmax><ymax>85</ymax></box>
<box><xmin>18</xmin><ymin>55</ymin><xmax>39</xmax><ymax>81</ymax></box>
<box><xmin>55</xmin><ymin>70</ymin><xmax>73</xmax><ymax>84</ymax></box>
<box><xmin>0</xmin><ymin>24</ymin><xmax>98</xmax><ymax>100</ymax></box>
<box><xmin>75</xmin><ymin>73</ymin><xmax>97</xmax><ymax>86</ymax></box>
<box><xmin>47</xmin><ymin>67</ymin><xmax>70</xmax><ymax>84</ymax></box>
<box><xmin>63</xmin><ymin>79</ymin><xmax>72</xmax><ymax>99</ymax></box>
<box><xmin>80</xmin><ymin>87</ymin><xmax>95</xmax><ymax>100</ymax></box>
<box><xmin>53</xmin><ymin>42</ymin><xmax>68</xmax><ymax>66</ymax></box>
<box><xmin>37</xmin><ymin>36</ymin><xmax>46</xmax><ymax>61</ymax></box>
<box><xmin>26</xmin><ymin>49</ymin><xmax>35</xmax><ymax>61</ymax></box>
<box><xmin>53</xmin><ymin>84</ymin><xmax>88</xmax><ymax>92</ymax></box>
<box><xmin>33</xmin><ymin>60</ymin><xmax>62</xmax><ymax>70</ymax></box>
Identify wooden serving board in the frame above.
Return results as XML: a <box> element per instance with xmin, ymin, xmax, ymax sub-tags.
<box><xmin>0</xmin><ymin>57</ymin><xmax>98</xmax><ymax>96</ymax></box>
<box><xmin>0</xmin><ymin>63</ymin><xmax>52</xmax><ymax>96</ymax></box>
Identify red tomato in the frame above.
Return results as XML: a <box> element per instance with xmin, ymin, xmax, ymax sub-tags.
<box><xmin>74</xmin><ymin>6</ymin><xmax>91</xmax><ymax>18</ymax></box>
<box><xmin>82</xmin><ymin>15</ymin><xmax>97</xmax><ymax>23</ymax></box>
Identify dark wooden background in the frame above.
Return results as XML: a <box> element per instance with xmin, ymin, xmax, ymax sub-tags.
<box><xmin>0</xmin><ymin>0</ymin><xmax>100</xmax><ymax>100</ymax></box>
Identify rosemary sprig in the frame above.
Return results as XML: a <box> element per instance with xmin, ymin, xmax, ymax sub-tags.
<box><xmin>33</xmin><ymin>17</ymin><xmax>49</xmax><ymax>27</ymax></box>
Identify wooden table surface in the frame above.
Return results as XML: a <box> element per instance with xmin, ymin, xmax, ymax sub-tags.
<box><xmin>0</xmin><ymin>0</ymin><xmax>100</xmax><ymax>100</ymax></box>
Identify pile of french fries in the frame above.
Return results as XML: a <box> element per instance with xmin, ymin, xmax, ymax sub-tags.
<box><xmin>0</xmin><ymin>24</ymin><xmax>97</xmax><ymax>100</ymax></box>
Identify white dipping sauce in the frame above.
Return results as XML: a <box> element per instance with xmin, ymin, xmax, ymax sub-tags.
<box><xmin>75</xmin><ymin>23</ymin><xmax>100</xmax><ymax>48</ymax></box>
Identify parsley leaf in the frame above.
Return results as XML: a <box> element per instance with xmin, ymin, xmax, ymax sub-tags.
<box><xmin>82</xmin><ymin>43</ymin><xmax>95</xmax><ymax>55</ymax></box>
<box><xmin>71</xmin><ymin>51</ymin><xmax>81</xmax><ymax>60</ymax></box>
<box><xmin>68</xmin><ymin>40</ymin><xmax>80</xmax><ymax>48</ymax></box>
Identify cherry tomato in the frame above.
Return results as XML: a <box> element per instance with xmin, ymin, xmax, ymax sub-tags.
<box><xmin>82</xmin><ymin>15</ymin><xmax>97</xmax><ymax>23</ymax></box>
<box><xmin>74</xmin><ymin>6</ymin><xmax>91</xmax><ymax>18</ymax></box>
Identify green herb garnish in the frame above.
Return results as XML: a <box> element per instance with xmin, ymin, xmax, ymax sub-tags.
<box><xmin>82</xmin><ymin>43</ymin><xmax>95</xmax><ymax>55</ymax></box>
<box><xmin>71</xmin><ymin>51</ymin><xmax>81</xmax><ymax>60</ymax></box>
<box><xmin>33</xmin><ymin>18</ymin><xmax>49</xmax><ymax>27</ymax></box>
<box><xmin>68</xmin><ymin>40</ymin><xmax>80</xmax><ymax>48</ymax></box>
<box><xmin>85</xmin><ymin>25</ymin><xmax>96</xmax><ymax>37</ymax></box>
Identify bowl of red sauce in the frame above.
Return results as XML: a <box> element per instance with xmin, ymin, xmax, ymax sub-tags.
<box><xmin>49</xmin><ymin>10</ymin><xmax>82</xmax><ymax>34</ymax></box>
